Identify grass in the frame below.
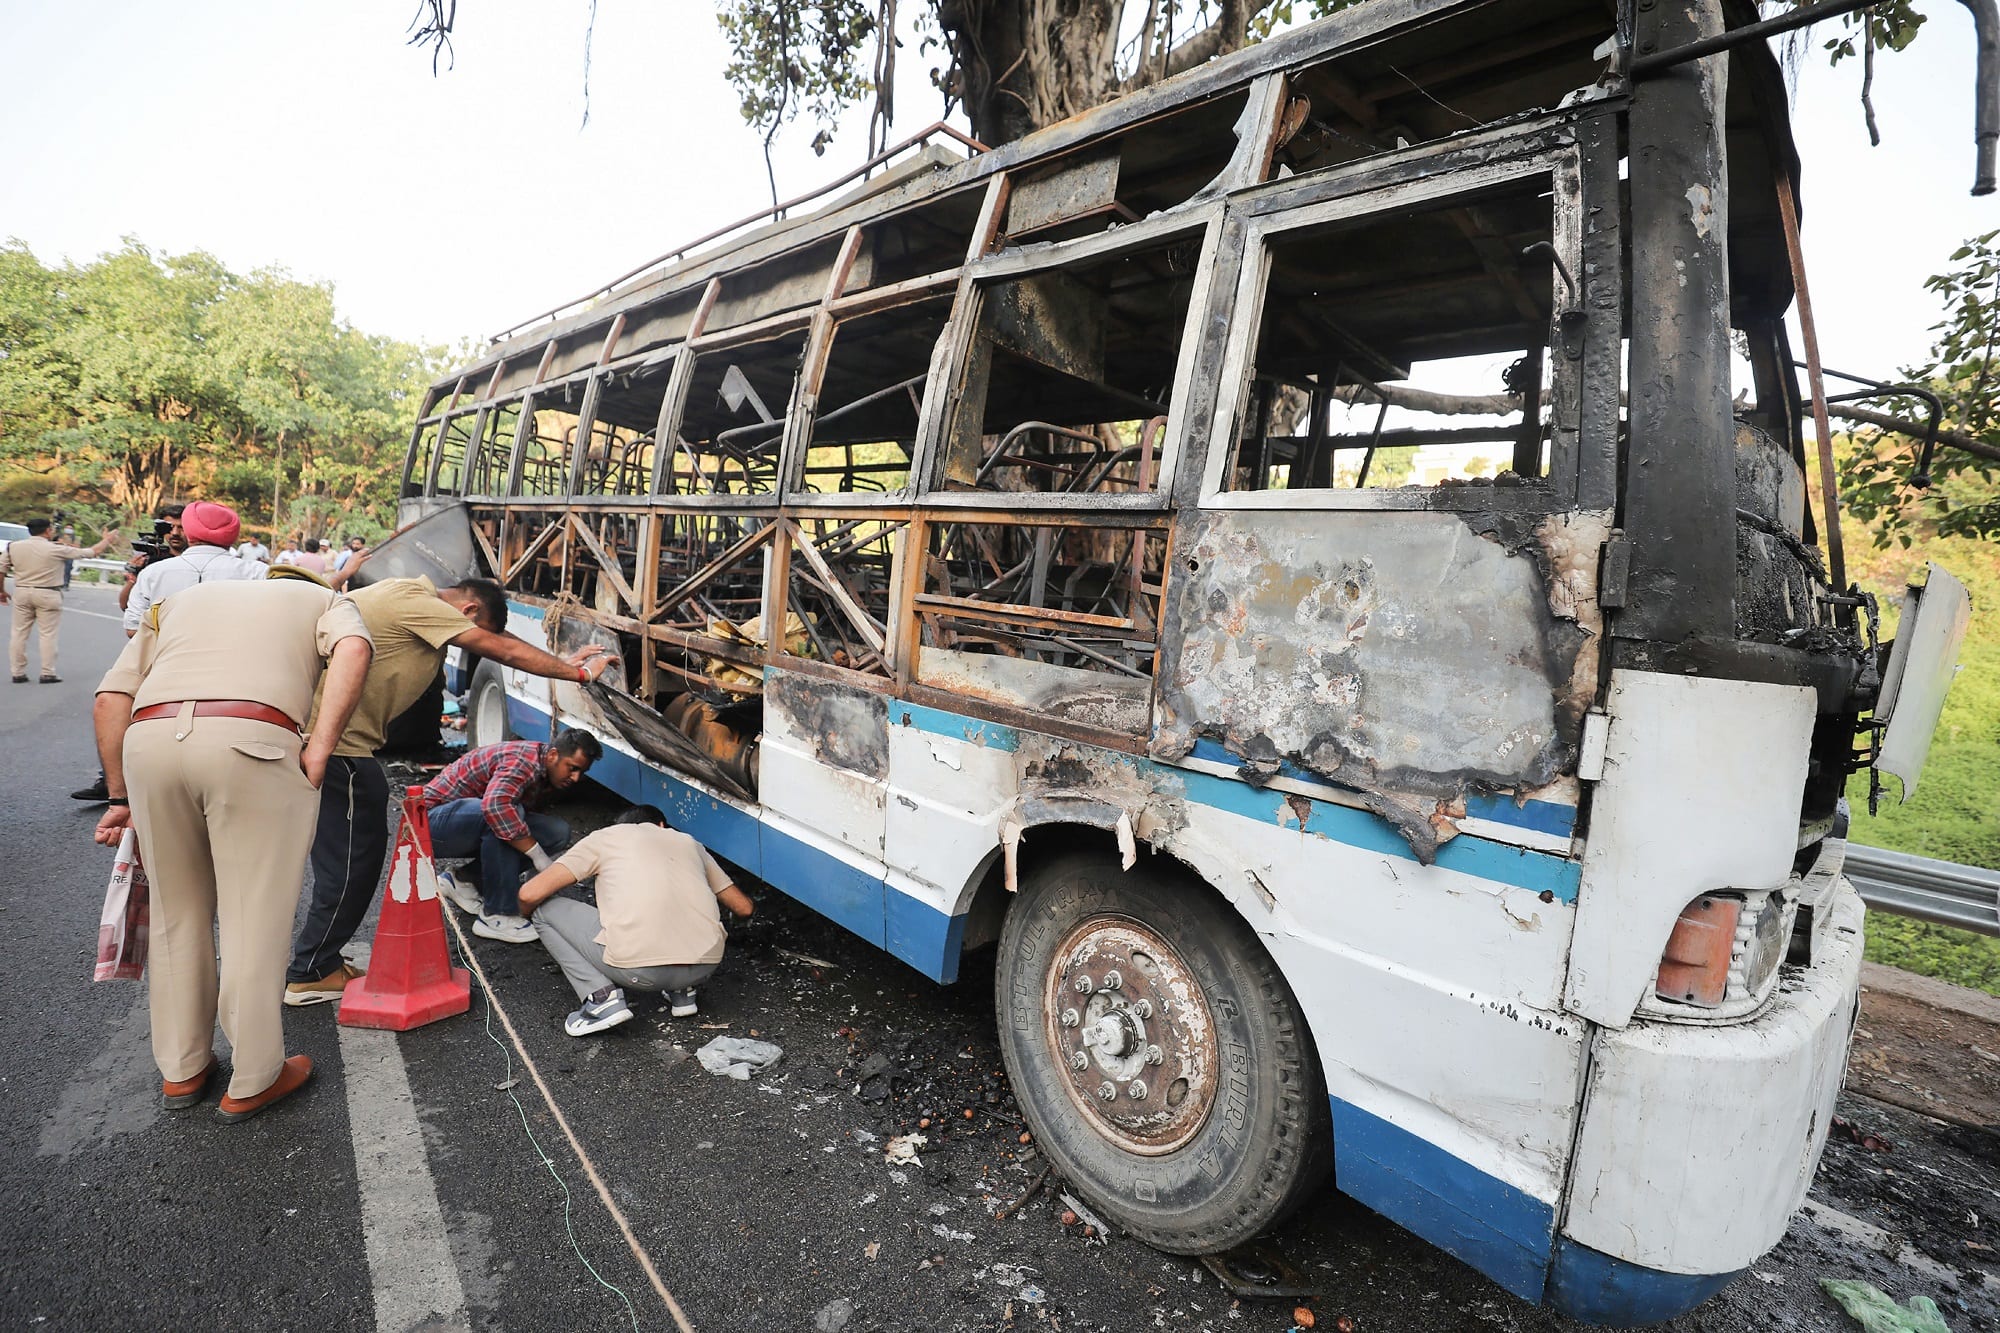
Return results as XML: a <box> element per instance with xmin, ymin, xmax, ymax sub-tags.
<box><xmin>1843</xmin><ymin>532</ymin><xmax>2000</xmax><ymax>995</ymax></box>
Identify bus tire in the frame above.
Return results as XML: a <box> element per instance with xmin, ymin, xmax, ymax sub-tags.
<box><xmin>465</xmin><ymin>659</ymin><xmax>512</xmax><ymax>750</ymax></box>
<box><xmin>994</xmin><ymin>848</ymin><xmax>1331</xmax><ymax>1254</ymax></box>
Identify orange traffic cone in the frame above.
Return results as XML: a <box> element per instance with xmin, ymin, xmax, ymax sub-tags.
<box><xmin>339</xmin><ymin>786</ymin><xmax>472</xmax><ymax>1030</ymax></box>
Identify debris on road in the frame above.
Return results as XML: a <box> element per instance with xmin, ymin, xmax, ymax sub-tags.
<box><xmin>1821</xmin><ymin>1278</ymin><xmax>1953</xmax><ymax>1332</ymax></box>
<box><xmin>884</xmin><ymin>1132</ymin><xmax>927</xmax><ymax>1165</ymax></box>
<box><xmin>812</xmin><ymin>1296</ymin><xmax>855</xmax><ymax>1332</ymax></box>
<box><xmin>995</xmin><ymin>1165</ymin><xmax>1052</xmax><ymax>1222</ymax></box>
<box><xmin>1058</xmin><ymin>1191</ymin><xmax>1109</xmax><ymax>1244</ymax></box>
<box><xmin>1833</xmin><ymin>1116</ymin><xmax>1897</xmax><ymax>1153</ymax></box>
<box><xmin>695</xmin><ymin>1035</ymin><xmax>782</xmax><ymax>1080</ymax></box>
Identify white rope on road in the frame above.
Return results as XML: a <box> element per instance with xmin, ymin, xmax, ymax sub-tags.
<box><xmin>442</xmin><ymin>907</ymin><xmax>698</xmax><ymax>1333</ymax></box>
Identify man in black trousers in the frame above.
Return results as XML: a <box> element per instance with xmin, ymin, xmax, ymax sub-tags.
<box><xmin>282</xmin><ymin>574</ymin><xmax>614</xmax><ymax>1005</ymax></box>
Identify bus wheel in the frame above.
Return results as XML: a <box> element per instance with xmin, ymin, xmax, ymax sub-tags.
<box><xmin>466</xmin><ymin>660</ymin><xmax>512</xmax><ymax>749</ymax></box>
<box><xmin>995</xmin><ymin>849</ymin><xmax>1330</xmax><ymax>1254</ymax></box>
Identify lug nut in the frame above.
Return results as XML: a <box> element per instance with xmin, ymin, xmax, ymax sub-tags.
<box><xmin>1132</xmin><ymin>999</ymin><xmax>1154</xmax><ymax>1019</ymax></box>
<box><xmin>1073</xmin><ymin>976</ymin><xmax>1095</xmax><ymax>995</ymax></box>
<box><xmin>1145</xmin><ymin>1044</ymin><xmax>1164</xmax><ymax>1066</ymax></box>
<box><xmin>1097</xmin><ymin>1082</ymin><xmax>1118</xmax><ymax>1102</ymax></box>
<box><xmin>1069</xmin><ymin>1051</ymin><xmax>1089</xmax><ymax>1071</ymax></box>
<box><xmin>1060</xmin><ymin>1008</ymin><xmax>1080</xmax><ymax>1027</ymax></box>
<box><xmin>1128</xmin><ymin>1080</ymin><xmax>1148</xmax><ymax>1101</ymax></box>
<box><xmin>1102</xmin><ymin>970</ymin><xmax>1123</xmax><ymax>990</ymax></box>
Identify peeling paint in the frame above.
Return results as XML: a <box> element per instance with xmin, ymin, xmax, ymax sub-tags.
<box><xmin>1683</xmin><ymin>183</ymin><xmax>1715</xmax><ymax>240</ymax></box>
<box><xmin>1155</xmin><ymin>508</ymin><xmax>1600</xmax><ymax>861</ymax></box>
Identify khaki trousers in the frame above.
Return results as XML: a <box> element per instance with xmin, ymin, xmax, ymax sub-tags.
<box><xmin>125</xmin><ymin>711</ymin><xmax>318</xmax><ymax>1098</ymax></box>
<box><xmin>8</xmin><ymin>586</ymin><xmax>62</xmax><ymax>678</ymax></box>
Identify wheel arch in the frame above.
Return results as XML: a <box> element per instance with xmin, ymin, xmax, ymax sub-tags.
<box><xmin>950</xmin><ymin>810</ymin><xmax>1305</xmax><ymax>1004</ymax></box>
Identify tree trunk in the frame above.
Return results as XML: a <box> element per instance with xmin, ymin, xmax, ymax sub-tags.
<box><xmin>934</xmin><ymin>0</ymin><xmax>1285</xmax><ymax>145</ymax></box>
<box><xmin>940</xmin><ymin>0</ymin><xmax>1122</xmax><ymax>145</ymax></box>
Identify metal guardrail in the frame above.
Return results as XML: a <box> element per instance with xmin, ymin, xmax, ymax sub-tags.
<box><xmin>1849</xmin><ymin>844</ymin><xmax>2000</xmax><ymax>937</ymax></box>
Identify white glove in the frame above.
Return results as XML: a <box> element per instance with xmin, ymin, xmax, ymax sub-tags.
<box><xmin>526</xmin><ymin>843</ymin><xmax>554</xmax><ymax>872</ymax></box>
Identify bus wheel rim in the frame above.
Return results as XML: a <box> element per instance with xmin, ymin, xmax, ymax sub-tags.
<box><xmin>1042</xmin><ymin>915</ymin><xmax>1217</xmax><ymax>1156</ymax></box>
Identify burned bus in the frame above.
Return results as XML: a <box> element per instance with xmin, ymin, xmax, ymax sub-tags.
<box><xmin>390</xmin><ymin>0</ymin><xmax>1982</xmax><ymax>1321</ymax></box>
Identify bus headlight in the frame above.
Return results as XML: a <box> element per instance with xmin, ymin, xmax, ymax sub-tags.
<box><xmin>1649</xmin><ymin>888</ymin><xmax>1796</xmax><ymax>1020</ymax></box>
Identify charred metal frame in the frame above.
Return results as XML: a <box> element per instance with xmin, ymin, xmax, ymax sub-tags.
<box><xmin>395</xmin><ymin>0</ymin><xmax>1881</xmax><ymax>856</ymax></box>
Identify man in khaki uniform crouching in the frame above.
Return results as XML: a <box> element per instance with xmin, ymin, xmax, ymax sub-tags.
<box><xmin>92</xmin><ymin>577</ymin><xmax>373</xmax><ymax>1120</ymax></box>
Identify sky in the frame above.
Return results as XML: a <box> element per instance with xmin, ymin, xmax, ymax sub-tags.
<box><xmin>1</xmin><ymin>1</ymin><xmax>1995</xmax><ymax>384</ymax></box>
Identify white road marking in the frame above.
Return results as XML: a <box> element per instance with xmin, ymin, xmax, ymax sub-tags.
<box><xmin>62</xmin><ymin>605</ymin><xmax>127</xmax><ymax>623</ymax></box>
<box><xmin>338</xmin><ymin>1024</ymin><xmax>473</xmax><ymax>1333</ymax></box>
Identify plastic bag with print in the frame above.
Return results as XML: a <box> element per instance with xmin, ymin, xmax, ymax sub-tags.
<box><xmin>94</xmin><ymin>827</ymin><xmax>149</xmax><ymax>982</ymax></box>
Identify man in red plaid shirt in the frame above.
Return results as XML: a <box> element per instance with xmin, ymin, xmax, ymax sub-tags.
<box><xmin>421</xmin><ymin>728</ymin><xmax>603</xmax><ymax>942</ymax></box>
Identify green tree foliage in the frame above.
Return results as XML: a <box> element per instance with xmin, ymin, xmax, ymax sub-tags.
<box><xmin>0</xmin><ymin>239</ymin><xmax>441</xmax><ymax>540</ymax></box>
<box><xmin>712</xmin><ymin>0</ymin><xmax>1367</xmax><ymax>151</ymax></box>
<box><xmin>1841</xmin><ymin>230</ymin><xmax>2000</xmax><ymax>548</ymax></box>
<box><xmin>706</xmin><ymin>0</ymin><xmax>1940</xmax><ymax>159</ymax></box>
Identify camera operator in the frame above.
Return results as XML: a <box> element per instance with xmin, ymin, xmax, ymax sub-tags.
<box><xmin>119</xmin><ymin>504</ymin><xmax>188</xmax><ymax>615</ymax></box>
<box><xmin>70</xmin><ymin>504</ymin><xmax>190</xmax><ymax>801</ymax></box>
<box><xmin>122</xmin><ymin>501</ymin><xmax>269</xmax><ymax>637</ymax></box>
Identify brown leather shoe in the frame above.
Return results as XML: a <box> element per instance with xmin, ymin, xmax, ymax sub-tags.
<box><xmin>216</xmin><ymin>1054</ymin><xmax>314</xmax><ymax>1122</ymax></box>
<box><xmin>162</xmin><ymin>1055</ymin><xmax>221</xmax><ymax>1109</ymax></box>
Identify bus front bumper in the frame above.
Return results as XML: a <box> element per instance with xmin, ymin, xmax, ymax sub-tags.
<box><xmin>1547</xmin><ymin>880</ymin><xmax>1865</xmax><ymax>1324</ymax></box>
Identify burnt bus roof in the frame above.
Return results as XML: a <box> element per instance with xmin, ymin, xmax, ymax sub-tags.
<box><xmin>428</xmin><ymin>0</ymin><xmax>1801</xmax><ymax>407</ymax></box>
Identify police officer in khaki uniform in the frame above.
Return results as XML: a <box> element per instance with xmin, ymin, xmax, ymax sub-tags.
<box><xmin>0</xmin><ymin>517</ymin><xmax>119</xmax><ymax>682</ymax></box>
<box><xmin>284</xmin><ymin>574</ymin><xmax>612</xmax><ymax>1004</ymax></box>
<box><xmin>93</xmin><ymin>577</ymin><xmax>373</xmax><ymax>1120</ymax></box>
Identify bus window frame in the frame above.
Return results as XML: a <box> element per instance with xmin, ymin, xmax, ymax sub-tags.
<box><xmin>1199</xmin><ymin>135</ymin><xmax>1595</xmax><ymax>514</ymax></box>
<box><xmin>917</xmin><ymin>205</ymin><xmax>1227</xmax><ymax>512</ymax></box>
<box><xmin>652</xmin><ymin>311</ymin><xmax>815</xmax><ymax>509</ymax></box>
<box><xmin>463</xmin><ymin>395</ymin><xmax>528</xmax><ymax>501</ymax></box>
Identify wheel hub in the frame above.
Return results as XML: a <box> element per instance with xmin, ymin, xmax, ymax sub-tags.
<box><xmin>1043</xmin><ymin>917</ymin><xmax>1216</xmax><ymax>1154</ymax></box>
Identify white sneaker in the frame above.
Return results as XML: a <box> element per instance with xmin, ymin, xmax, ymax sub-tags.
<box><xmin>437</xmin><ymin>868</ymin><xmax>482</xmax><ymax>915</ymax></box>
<box><xmin>564</xmin><ymin>987</ymin><xmax>634</xmax><ymax>1036</ymax></box>
<box><xmin>472</xmin><ymin>913</ymin><xmax>538</xmax><ymax>944</ymax></box>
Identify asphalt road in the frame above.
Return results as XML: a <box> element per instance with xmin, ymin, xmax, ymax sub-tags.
<box><xmin>1</xmin><ymin>583</ymin><xmax>1994</xmax><ymax>1332</ymax></box>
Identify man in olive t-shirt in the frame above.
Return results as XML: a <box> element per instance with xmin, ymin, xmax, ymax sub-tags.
<box><xmin>284</xmin><ymin>575</ymin><xmax>616</xmax><ymax>1003</ymax></box>
<box><xmin>516</xmin><ymin>804</ymin><xmax>756</xmax><ymax>1035</ymax></box>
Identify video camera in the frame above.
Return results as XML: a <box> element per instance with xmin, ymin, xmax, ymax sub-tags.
<box><xmin>130</xmin><ymin>518</ymin><xmax>174</xmax><ymax>568</ymax></box>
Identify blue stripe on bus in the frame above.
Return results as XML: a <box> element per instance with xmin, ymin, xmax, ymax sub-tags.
<box><xmin>886</xmin><ymin>889</ymin><xmax>972</xmax><ymax>986</ymax></box>
<box><xmin>759</xmin><ymin>831</ymin><xmax>888</xmax><ymax>950</ymax></box>
<box><xmin>513</xmin><ymin>695</ymin><xmax>963</xmax><ymax>982</ymax></box>
<box><xmin>1546</xmin><ymin>1239</ymin><xmax>1740</xmax><ymax>1324</ymax></box>
<box><xmin>1464</xmin><ymin>792</ymin><xmax>1576</xmax><ymax>838</ymax></box>
<box><xmin>891</xmin><ymin>706</ymin><xmax>1580</xmax><ymax>903</ymax></box>
<box><xmin>890</xmin><ymin>699</ymin><xmax>1022</xmax><ymax>752</ymax></box>
<box><xmin>506</xmin><ymin>695</ymin><xmax>553</xmax><ymax>743</ymax></box>
<box><xmin>1330</xmin><ymin>1095</ymin><xmax>1556</xmax><ymax>1303</ymax></box>
<box><xmin>1188</xmin><ymin>738</ymin><xmax>1576</xmax><ymax>838</ymax></box>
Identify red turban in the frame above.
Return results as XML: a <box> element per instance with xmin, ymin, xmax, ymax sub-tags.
<box><xmin>181</xmin><ymin>501</ymin><xmax>241</xmax><ymax>548</ymax></box>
